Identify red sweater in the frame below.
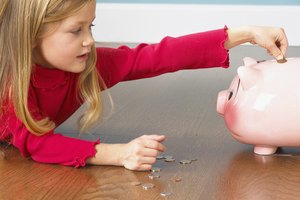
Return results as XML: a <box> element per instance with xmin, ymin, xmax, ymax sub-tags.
<box><xmin>0</xmin><ymin>28</ymin><xmax>229</xmax><ymax>167</ymax></box>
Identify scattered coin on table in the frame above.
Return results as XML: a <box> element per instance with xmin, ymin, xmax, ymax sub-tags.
<box><xmin>148</xmin><ymin>172</ymin><xmax>160</xmax><ymax>179</ymax></box>
<box><xmin>171</xmin><ymin>176</ymin><xmax>182</xmax><ymax>183</ymax></box>
<box><xmin>151</xmin><ymin>167</ymin><xmax>162</xmax><ymax>172</ymax></box>
<box><xmin>165</xmin><ymin>158</ymin><xmax>175</xmax><ymax>162</ymax></box>
<box><xmin>142</xmin><ymin>183</ymin><xmax>155</xmax><ymax>190</ymax></box>
<box><xmin>160</xmin><ymin>192</ymin><xmax>172</xmax><ymax>197</ymax></box>
<box><xmin>164</xmin><ymin>155</ymin><xmax>173</xmax><ymax>160</ymax></box>
<box><xmin>156</xmin><ymin>155</ymin><xmax>165</xmax><ymax>160</ymax></box>
<box><xmin>130</xmin><ymin>181</ymin><xmax>141</xmax><ymax>186</ymax></box>
<box><xmin>179</xmin><ymin>159</ymin><xmax>192</xmax><ymax>165</ymax></box>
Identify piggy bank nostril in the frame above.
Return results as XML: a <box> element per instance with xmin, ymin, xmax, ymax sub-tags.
<box><xmin>228</xmin><ymin>91</ymin><xmax>233</xmax><ymax>100</ymax></box>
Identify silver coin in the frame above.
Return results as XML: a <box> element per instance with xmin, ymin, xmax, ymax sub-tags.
<box><xmin>171</xmin><ymin>176</ymin><xmax>182</xmax><ymax>182</ymax></box>
<box><xmin>156</xmin><ymin>155</ymin><xmax>165</xmax><ymax>160</ymax></box>
<box><xmin>179</xmin><ymin>159</ymin><xmax>192</xmax><ymax>165</ymax></box>
<box><xmin>151</xmin><ymin>167</ymin><xmax>162</xmax><ymax>172</ymax></box>
<box><xmin>164</xmin><ymin>155</ymin><xmax>173</xmax><ymax>159</ymax></box>
<box><xmin>130</xmin><ymin>181</ymin><xmax>141</xmax><ymax>186</ymax></box>
<box><xmin>165</xmin><ymin>158</ymin><xmax>175</xmax><ymax>162</ymax></box>
<box><xmin>142</xmin><ymin>183</ymin><xmax>155</xmax><ymax>190</ymax></box>
<box><xmin>191</xmin><ymin>158</ymin><xmax>197</xmax><ymax>162</ymax></box>
<box><xmin>160</xmin><ymin>192</ymin><xmax>172</xmax><ymax>197</ymax></box>
<box><xmin>148</xmin><ymin>172</ymin><xmax>160</xmax><ymax>179</ymax></box>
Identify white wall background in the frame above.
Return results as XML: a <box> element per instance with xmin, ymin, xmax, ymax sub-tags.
<box><xmin>93</xmin><ymin>3</ymin><xmax>300</xmax><ymax>46</ymax></box>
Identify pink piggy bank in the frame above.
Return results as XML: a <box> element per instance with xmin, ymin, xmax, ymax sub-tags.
<box><xmin>217</xmin><ymin>57</ymin><xmax>300</xmax><ymax>155</ymax></box>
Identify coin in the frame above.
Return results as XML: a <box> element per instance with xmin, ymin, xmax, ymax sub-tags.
<box><xmin>277</xmin><ymin>57</ymin><xmax>287</xmax><ymax>63</ymax></box>
<box><xmin>179</xmin><ymin>159</ymin><xmax>192</xmax><ymax>165</ymax></box>
<box><xmin>171</xmin><ymin>176</ymin><xmax>182</xmax><ymax>182</ymax></box>
<box><xmin>148</xmin><ymin>172</ymin><xmax>160</xmax><ymax>179</ymax></box>
<box><xmin>164</xmin><ymin>155</ymin><xmax>173</xmax><ymax>159</ymax></box>
<box><xmin>156</xmin><ymin>155</ymin><xmax>165</xmax><ymax>160</ymax></box>
<box><xmin>160</xmin><ymin>192</ymin><xmax>172</xmax><ymax>197</ymax></box>
<box><xmin>130</xmin><ymin>181</ymin><xmax>141</xmax><ymax>186</ymax></box>
<box><xmin>165</xmin><ymin>158</ymin><xmax>175</xmax><ymax>162</ymax></box>
<box><xmin>151</xmin><ymin>167</ymin><xmax>162</xmax><ymax>172</ymax></box>
<box><xmin>142</xmin><ymin>183</ymin><xmax>155</xmax><ymax>190</ymax></box>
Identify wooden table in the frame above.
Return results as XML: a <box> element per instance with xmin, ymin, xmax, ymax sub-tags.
<box><xmin>1</xmin><ymin>45</ymin><xmax>300</xmax><ymax>200</ymax></box>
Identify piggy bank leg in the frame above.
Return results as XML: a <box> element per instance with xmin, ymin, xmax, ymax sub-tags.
<box><xmin>254</xmin><ymin>145</ymin><xmax>278</xmax><ymax>155</ymax></box>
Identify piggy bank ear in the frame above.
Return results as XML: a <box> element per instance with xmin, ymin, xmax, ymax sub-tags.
<box><xmin>237</xmin><ymin>66</ymin><xmax>262</xmax><ymax>90</ymax></box>
<box><xmin>243</xmin><ymin>57</ymin><xmax>258</xmax><ymax>67</ymax></box>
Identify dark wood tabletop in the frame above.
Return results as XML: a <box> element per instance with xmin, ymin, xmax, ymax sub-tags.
<box><xmin>1</xmin><ymin>45</ymin><xmax>300</xmax><ymax>200</ymax></box>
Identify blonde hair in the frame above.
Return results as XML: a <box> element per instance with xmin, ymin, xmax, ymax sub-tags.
<box><xmin>0</xmin><ymin>0</ymin><xmax>103</xmax><ymax>135</ymax></box>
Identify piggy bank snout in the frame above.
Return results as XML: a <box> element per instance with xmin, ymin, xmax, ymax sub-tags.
<box><xmin>217</xmin><ymin>90</ymin><xmax>228</xmax><ymax>116</ymax></box>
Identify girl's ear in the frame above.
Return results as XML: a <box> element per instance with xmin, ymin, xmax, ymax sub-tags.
<box><xmin>237</xmin><ymin>66</ymin><xmax>262</xmax><ymax>90</ymax></box>
<box><xmin>243</xmin><ymin>57</ymin><xmax>258</xmax><ymax>67</ymax></box>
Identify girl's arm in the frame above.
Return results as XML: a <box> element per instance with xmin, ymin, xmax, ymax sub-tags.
<box><xmin>96</xmin><ymin>27</ymin><xmax>229</xmax><ymax>88</ymax></box>
<box><xmin>4</xmin><ymin>104</ymin><xmax>166</xmax><ymax>170</ymax></box>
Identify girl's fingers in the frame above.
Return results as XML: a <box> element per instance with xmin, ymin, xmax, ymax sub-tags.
<box><xmin>143</xmin><ymin>139</ymin><xmax>166</xmax><ymax>152</ymax></box>
<box><xmin>141</xmin><ymin>148</ymin><xmax>161</xmax><ymax>157</ymax></box>
<box><xmin>140</xmin><ymin>156</ymin><xmax>156</xmax><ymax>165</ymax></box>
<box><xmin>142</xmin><ymin>134</ymin><xmax>166</xmax><ymax>142</ymax></box>
<box><xmin>136</xmin><ymin>164</ymin><xmax>153</xmax><ymax>171</ymax></box>
<box><xmin>124</xmin><ymin>157</ymin><xmax>156</xmax><ymax>171</ymax></box>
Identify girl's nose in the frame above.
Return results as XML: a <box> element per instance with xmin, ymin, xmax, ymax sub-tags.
<box><xmin>82</xmin><ymin>32</ymin><xmax>95</xmax><ymax>47</ymax></box>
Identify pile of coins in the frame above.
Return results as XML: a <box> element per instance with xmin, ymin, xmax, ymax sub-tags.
<box><xmin>130</xmin><ymin>154</ymin><xmax>197</xmax><ymax>197</ymax></box>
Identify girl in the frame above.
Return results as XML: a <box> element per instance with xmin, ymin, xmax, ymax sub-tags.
<box><xmin>0</xmin><ymin>0</ymin><xmax>288</xmax><ymax>170</ymax></box>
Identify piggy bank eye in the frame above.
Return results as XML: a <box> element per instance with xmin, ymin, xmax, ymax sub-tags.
<box><xmin>228</xmin><ymin>91</ymin><xmax>233</xmax><ymax>100</ymax></box>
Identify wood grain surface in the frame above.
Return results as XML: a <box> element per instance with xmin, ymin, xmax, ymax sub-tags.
<box><xmin>1</xmin><ymin>45</ymin><xmax>300</xmax><ymax>200</ymax></box>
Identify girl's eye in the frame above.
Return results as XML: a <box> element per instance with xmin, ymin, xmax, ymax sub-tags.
<box><xmin>72</xmin><ymin>28</ymin><xmax>82</xmax><ymax>34</ymax></box>
<box><xmin>89</xmin><ymin>24</ymin><xmax>95</xmax><ymax>30</ymax></box>
<box><xmin>71</xmin><ymin>24</ymin><xmax>95</xmax><ymax>34</ymax></box>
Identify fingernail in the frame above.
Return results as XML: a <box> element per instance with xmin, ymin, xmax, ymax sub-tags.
<box><xmin>276</xmin><ymin>54</ymin><xmax>283</xmax><ymax>60</ymax></box>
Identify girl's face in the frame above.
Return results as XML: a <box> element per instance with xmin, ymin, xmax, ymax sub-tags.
<box><xmin>33</xmin><ymin>1</ymin><xmax>96</xmax><ymax>73</ymax></box>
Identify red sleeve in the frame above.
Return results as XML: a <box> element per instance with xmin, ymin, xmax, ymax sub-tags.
<box><xmin>3</xmin><ymin>109</ymin><xmax>99</xmax><ymax>168</ymax></box>
<box><xmin>96</xmin><ymin>27</ymin><xmax>229</xmax><ymax>88</ymax></box>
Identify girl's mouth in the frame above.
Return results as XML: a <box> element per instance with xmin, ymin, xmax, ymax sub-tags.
<box><xmin>77</xmin><ymin>53</ymin><xmax>89</xmax><ymax>61</ymax></box>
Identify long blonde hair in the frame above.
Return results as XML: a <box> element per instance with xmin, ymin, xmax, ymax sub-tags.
<box><xmin>0</xmin><ymin>0</ymin><xmax>103</xmax><ymax>135</ymax></box>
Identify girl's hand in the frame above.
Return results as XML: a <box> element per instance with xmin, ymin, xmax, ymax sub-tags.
<box><xmin>248</xmin><ymin>26</ymin><xmax>288</xmax><ymax>60</ymax></box>
<box><xmin>225</xmin><ymin>26</ymin><xmax>288</xmax><ymax>60</ymax></box>
<box><xmin>121</xmin><ymin>135</ymin><xmax>166</xmax><ymax>171</ymax></box>
<box><xmin>86</xmin><ymin>135</ymin><xmax>166</xmax><ymax>170</ymax></box>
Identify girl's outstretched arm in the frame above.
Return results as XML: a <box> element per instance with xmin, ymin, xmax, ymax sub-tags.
<box><xmin>96</xmin><ymin>27</ymin><xmax>229</xmax><ymax>88</ymax></box>
<box><xmin>87</xmin><ymin>135</ymin><xmax>166</xmax><ymax>171</ymax></box>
